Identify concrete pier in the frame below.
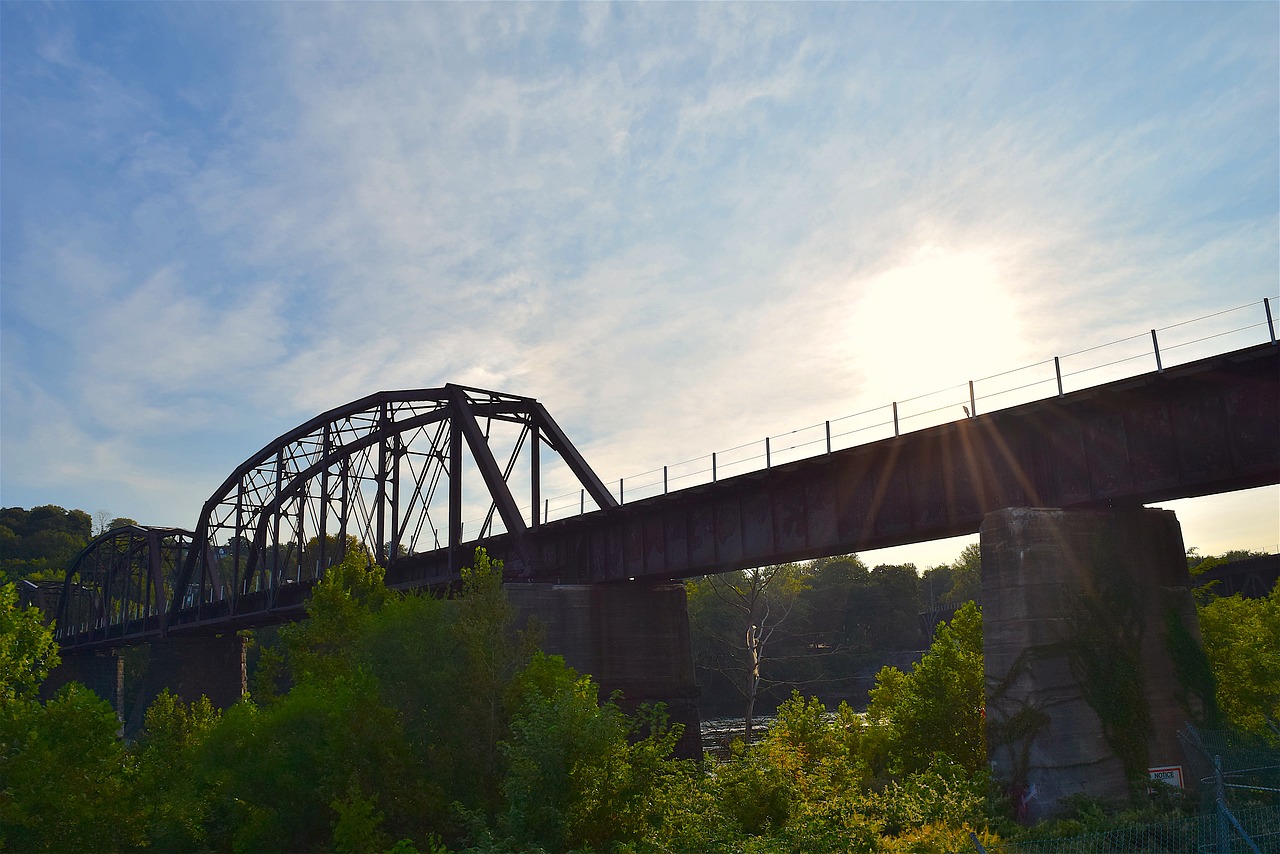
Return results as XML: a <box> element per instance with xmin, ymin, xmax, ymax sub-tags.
<box><xmin>982</xmin><ymin>507</ymin><xmax>1205</xmax><ymax>821</ymax></box>
<box><xmin>506</xmin><ymin>581</ymin><xmax>702</xmax><ymax>760</ymax></box>
<box><xmin>47</xmin><ymin>634</ymin><xmax>247</xmax><ymax>737</ymax></box>
<box><xmin>41</xmin><ymin>649</ymin><xmax>124</xmax><ymax>718</ymax></box>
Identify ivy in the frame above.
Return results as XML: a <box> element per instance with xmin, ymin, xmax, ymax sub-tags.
<box><xmin>1060</xmin><ymin>538</ymin><xmax>1152</xmax><ymax>790</ymax></box>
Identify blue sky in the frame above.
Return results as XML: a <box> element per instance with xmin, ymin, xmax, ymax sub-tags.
<box><xmin>2</xmin><ymin>2</ymin><xmax>1277</xmax><ymax>567</ymax></box>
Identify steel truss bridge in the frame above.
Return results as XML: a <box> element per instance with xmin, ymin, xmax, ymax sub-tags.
<box><xmin>55</xmin><ymin>342</ymin><xmax>1279</xmax><ymax>653</ymax></box>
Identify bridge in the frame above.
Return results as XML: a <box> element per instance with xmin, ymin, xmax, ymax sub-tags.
<box><xmin>54</xmin><ymin>339</ymin><xmax>1279</xmax><ymax>650</ymax></box>
<box><xmin>45</xmin><ymin>312</ymin><xmax>1280</xmax><ymax>817</ymax></box>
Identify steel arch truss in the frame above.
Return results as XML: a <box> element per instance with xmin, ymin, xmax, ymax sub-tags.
<box><xmin>168</xmin><ymin>384</ymin><xmax>616</xmax><ymax>628</ymax></box>
<box><xmin>54</xmin><ymin>525</ymin><xmax>197</xmax><ymax>647</ymax></box>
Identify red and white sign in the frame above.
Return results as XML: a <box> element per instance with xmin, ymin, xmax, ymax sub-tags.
<box><xmin>1148</xmin><ymin>766</ymin><xmax>1184</xmax><ymax>788</ymax></box>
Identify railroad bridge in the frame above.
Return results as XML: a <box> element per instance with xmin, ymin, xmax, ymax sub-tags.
<box><xmin>47</xmin><ymin>338</ymin><xmax>1280</xmax><ymax>818</ymax></box>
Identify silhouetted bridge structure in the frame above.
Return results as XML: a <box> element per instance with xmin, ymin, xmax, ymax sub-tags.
<box><xmin>46</xmin><ymin>323</ymin><xmax>1278</xmax><ymax>799</ymax></box>
<box><xmin>54</xmin><ymin>340</ymin><xmax>1279</xmax><ymax>652</ymax></box>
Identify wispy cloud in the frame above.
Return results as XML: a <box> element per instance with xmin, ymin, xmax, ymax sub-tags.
<box><xmin>1</xmin><ymin>2</ymin><xmax>1275</xmax><ymax>562</ymax></box>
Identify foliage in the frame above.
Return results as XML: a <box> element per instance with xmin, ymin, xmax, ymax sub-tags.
<box><xmin>0</xmin><ymin>505</ymin><xmax>93</xmax><ymax>585</ymax></box>
<box><xmin>0</xmin><ymin>684</ymin><xmax>140</xmax><ymax>851</ymax></box>
<box><xmin>863</xmin><ymin>601</ymin><xmax>985</xmax><ymax>778</ymax></box>
<box><xmin>132</xmin><ymin>691</ymin><xmax>221</xmax><ymax>850</ymax></box>
<box><xmin>1198</xmin><ymin>587</ymin><xmax>1280</xmax><ymax>743</ymax></box>
<box><xmin>1164</xmin><ymin>606</ymin><xmax>1221</xmax><ymax>727</ymax></box>
<box><xmin>0</xmin><ymin>582</ymin><xmax>60</xmax><ymax>704</ymax></box>
<box><xmin>8</xmin><ymin>534</ymin><xmax>1180</xmax><ymax>852</ymax></box>
<box><xmin>687</xmin><ymin>562</ymin><xmax>812</xmax><ymax>735</ymax></box>
<box><xmin>498</xmin><ymin>652</ymin><xmax>688</xmax><ymax>851</ymax></box>
<box><xmin>279</xmin><ymin>547</ymin><xmax>393</xmax><ymax>686</ymax></box>
<box><xmin>687</xmin><ymin>554</ymin><xmax>928</xmax><ymax>723</ymax></box>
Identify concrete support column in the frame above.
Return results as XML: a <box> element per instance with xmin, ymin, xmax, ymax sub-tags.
<box><xmin>144</xmin><ymin>633</ymin><xmax>248</xmax><ymax>708</ymax></box>
<box><xmin>41</xmin><ymin>650</ymin><xmax>124</xmax><ymax>719</ymax></box>
<box><xmin>982</xmin><ymin>507</ymin><xmax>1206</xmax><ymax>822</ymax></box>
<box><xmin>116</xmin><ymin>633</ymin><xmax>247</xmax><ymax>736</ymax></box>
<box><xmin>506</xmin><ymin>581</ymin><xmax>702</xmax><ymax>760</ymax></box>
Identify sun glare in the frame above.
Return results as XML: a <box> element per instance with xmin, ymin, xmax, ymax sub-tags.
<box><xmin>846</xmin><ymin>245</ymin><xmax>1027</xmax><ymax>403</ymax></box>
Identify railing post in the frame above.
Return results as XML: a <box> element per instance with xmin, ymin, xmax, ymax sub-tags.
<box><xmin>765</xmin><ymin>437</ymin><xmax>771</xmax><ymax>468</ymax></box>
<box><xmin>619</xmin><ymin>478</ymin><xmax>624</xmax><ymax>504</ymax></box>
<box><xmin>712</xmin><ymin>452</ymin><xmax>717</xmax><ymax>482</ymax></box>
<box><xmin>580</xmin><ymin>489</ymin><xmax>584</xmax><ymax>515</ymax></box>
<box><xmin>892</xmin><ymin>402</ymin><xmax>899</xmax><ymax>436</ymax></box>
<box><xmin>1152</xmin><ymin>329</ymin><xmax>1164</xmax><ymax>373</ymax></box>
<box><xmin>1054</xmin><ymin>356</ymin><xmax>1064</xmax><ymax>397</ymax></box>
<box><xmin>663</xmin><ymin>466</ymin><xmax>668</xmax><ymax>494</ymax></box>
<box><xmin>1266</xmin><ymin>297</ymin><xmax>1276</xmax><ymax>345</ymax></box>
<box><xmin>544</xmin><ymin>498</ymin><xmax>549</xmax><ymax>525</ymax></box>
<box><xmin>825</xmin><ymin>420</ymin><xmax>831</xmax><ymax>454</ymax></box>
<box><xmin>969</xmin><ymin>380</ymin><xmax>977</xmax><ymax>417</ymax></box>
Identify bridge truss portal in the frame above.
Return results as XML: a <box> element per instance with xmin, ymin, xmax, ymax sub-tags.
<box><xmin>55</xmin><ymin>384</ymin><xmax>617</xmax><ymax>650</ymax></box>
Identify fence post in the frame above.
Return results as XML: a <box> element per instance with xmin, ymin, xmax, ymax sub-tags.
<box><xmin>663</xmin><ymin>465</ymin><xmax>668</xmax><ymax>494</ymax></box>
<box><xmin>765</xmin><ymin>437</ymin><xmax>771</xmax><ymax>468</ymax></box>
<box><xmin>1216</xmin><ymin>755</ymin><xmax>1230</xmax><ymax>854</ymax></box>
<box><xmin>892</xmin><ymin>402</ymin><xmax>899</xmax><ymax>436</ymax></box>
<box><xmin>1152</xmin><ymin>329</ymin><xmax>1164</xmax><ymax>373</ymax></box>
<box><xmin>825</xmin><ymin>420</ymin><xmax>831</xmax><ymax>454</ymax></box>
<box><xmin>1266</xmin><ymin>297</ymin><xmax>1276</xmax><ymax>345</ymax></box>
<box><xmin>969</xmin><ymin>380</ymin><xmax>976</xmax><ymax>417</ymax></box>
<box><xmin>1055</xmin><ymin>356</ymin><xmax>1064</xmax><ymax>397</ymax></box>
<box><xmin>619</xmin><ymin>478</ymin><xmax>624</xmax><ymax>504</ymax></box>
<box><xmin>580</xmin><ymin>489</ymin><xmax>584</xmax><ymax>515</ymax></box>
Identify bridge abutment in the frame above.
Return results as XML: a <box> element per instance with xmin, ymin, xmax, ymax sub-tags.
<box><xmin>506</xmin><ymin>581</ymin><xmax>702</xmax><ymax>760</ymax></box>
<box><xmin>41</xmin><ymin>649</ymin><xmax>124</xmax><ymax>720</ymax></box>
<box><xmin>981</xmin><ymin>507</ymin><xmax>1206</xmax><ymax>821</ymax></box>
<box><xmin>141</xmin><ymin>633</ymin><xmax>248</xmax><ymax>708</ymax></box>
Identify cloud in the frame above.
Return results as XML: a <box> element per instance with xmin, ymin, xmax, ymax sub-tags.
<box><xmin>1</xmin><ymin>2</ymin><xmax>1275</xmax><ymax>549</ymax></box>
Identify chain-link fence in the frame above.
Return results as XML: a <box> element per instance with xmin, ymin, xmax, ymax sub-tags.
<box><xmin>979</xmin><ymin>725</ymin><xmax>1280</xmax><ymax>853</ymax></box>
<box><xmin>983</xmin><ymin>804</ymin><xmax>1279</xmax><ymax>853</ymax></box>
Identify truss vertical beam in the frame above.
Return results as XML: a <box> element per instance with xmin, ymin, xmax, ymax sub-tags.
<box><xmin>147</xmin><ymin>529</ymin><xmax>168</xmax><ymax>631</ymax></box>
<box><xmin>449</xmin><ymin>408</ymin><xmax>462</xmax><ymax>574</ymax></box>
<box><xmin>320</xmin><ymin>423</ymin><xmax>330</xmax><ymax>574</ymax></box>
<box><xmin>447</xmin><ymin>385</ymin><xmax>534</xmax><ymax>571</ymax></box>
<box><xmin>377</xmin><ymin>402</ymin><xmax>388</xmax><ymax>564</ymax></box>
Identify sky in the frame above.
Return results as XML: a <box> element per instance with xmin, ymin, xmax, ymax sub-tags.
<box><xmin>2</xmin><ymin>2</ymin><xmax>1277</xmax><ymax>569</ymax></box>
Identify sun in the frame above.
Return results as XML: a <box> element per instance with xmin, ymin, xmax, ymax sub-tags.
<box><xmin>845</xmin><ymin>245</ymin><xmax>1028</xmax><ymax>404</ymax></box>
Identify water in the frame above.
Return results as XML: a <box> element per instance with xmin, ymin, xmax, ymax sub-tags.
<box><xmin>699</xmin><ymin>715</ymin><xmax>775</xmax><ymax>757</ymax></box>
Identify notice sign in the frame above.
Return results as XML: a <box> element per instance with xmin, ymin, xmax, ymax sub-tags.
<box><xmin>1148</xmin><ymin>766</ymin><xmax>1184</xmax><ymax>788</ymax></box>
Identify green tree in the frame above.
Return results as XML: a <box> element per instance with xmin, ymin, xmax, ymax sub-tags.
<box><xmin>945</xmin><ymin>543</ymin><xmax>982</xmax><ymax>605</ymax></box>
<box><xmin>0</xmin><ymin>683</ymin><xmax>140</xmax><ymax>851</ymax></box>
<box><xmin>1198</xmin><ymin>588</ymin><xmax>1280</xmax><ymax>743</ymax></box>
<box><xmin>0</xmin><ymin>505</ymin><xmax>93</xmax><ymax>585</ymax></box>
<box><xmin>498</xmin><ymin>651</ymin><xmax>687</xmax><ymax>851</ymax></box>
<box><xmin>0</xmin><ymin>582</ymin><xmax>60</xmax><ymax>703</ymax></box>
<box><xmin>863</xmin><ymin>601</ymin><xmax>985</xmax><ymax>778</ymax></box>
<box><xmin>132</xmin><ymin>691</ymin><xmax>222</xmax><ymax>850</ymax></box>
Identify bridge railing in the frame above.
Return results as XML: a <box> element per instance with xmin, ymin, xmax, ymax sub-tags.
<box><xmin>467</xmin><ymin>296</ymin><xmax>1279</xmax><ymax>533</ymax></box>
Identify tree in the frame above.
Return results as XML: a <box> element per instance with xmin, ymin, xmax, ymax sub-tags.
<box><xmin>1198</xmin><ymin>588</ymin><xmax>1280</xmax><ymax>743</ymax></box>
<box><xmin>498</xmin><ymin>651</ymin><xmax>687</xmax><ymax>851</ymax></box>
<box><xmin>862</xmin><ymin>601</ymin><xmax>985</xmax><ymax>778</ymax></box>
<box><xmin>0</xmin><ymin>505</ymin><xmax>93</xmax><ymax>585</ymax></box>
<box><xmin>0</xmin><ymin>582</ymin><xmax>60</xmax><ymax>703</ymax></box>
<box><xmin>688</xmin><ymin>563</ymin><xmax>811</xmax><ymax>739</ymax></box>
<box><xmin>1</xmin><ymin>585</ymin><xmax>139</xmax><ymax>849</ymax></box>
<box><xmin>945</xmin><ymin>543</ymin><xmax>982</xmax><ymax>605</ymax></box>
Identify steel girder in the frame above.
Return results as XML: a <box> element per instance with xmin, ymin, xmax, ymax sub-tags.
<box><xmin>160</xmin><ymin>384</ymin><xmax>616</xmax><ymax>633</ymax></box>
<box><xmin>53</xmin><ymin>525</ymin><xmax>196</xmax><ymax>647</ymax></box>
